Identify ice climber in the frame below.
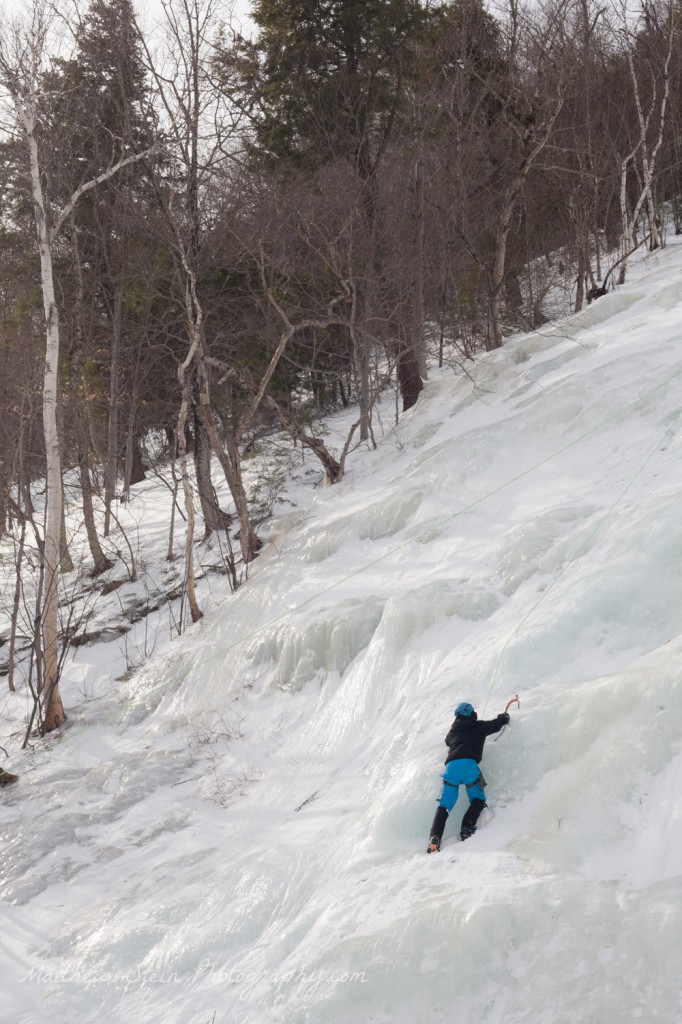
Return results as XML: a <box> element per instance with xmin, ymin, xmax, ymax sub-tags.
<box><xmin>426</xmin><ymin>702</ymin><xmax>510</xmax><ymax>852</ymax></box>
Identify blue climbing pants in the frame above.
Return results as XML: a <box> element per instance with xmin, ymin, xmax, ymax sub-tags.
<box><xmin>438</xmin><ymin>758</ymin><xmax>486</xmax><ymax>812</ymax></box>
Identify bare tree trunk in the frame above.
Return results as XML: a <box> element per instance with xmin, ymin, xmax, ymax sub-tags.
<box><xmin>85</xmin><ymin>388</ymin><xmax>105</xmax><ymax>478</ymax></box>
<box><xmin>8</xmin><ymin>395</ymin><xmax>32</xmax><ymax>693</ymax></box>
<box><xmin>177</xmin><ymin>361</ymin><xmax>202</xmax><ymax>624</ymax></box>
<box><xmin>351</xmin><ymin>322</ymin><xmax>371</xmax><ymax>440</ymax></box>
<box><xmin>618</xmin><ymin>2</ymin><xmax>674</xmax><ymax>278</ymax></box>
<box><xmin>192</xmin><ymin>376</ymin><xmax>231</xmax><ymax>537</ymax></box>
<box><xmin>104</xmin><ymin>279</ymin><xmax>123</xmax><ymax>536</ymax></box>
<box><xmin>346</xmin><ymin>235</ymin><xmax>371</xmax><ymax>440</ymax></box>
<box><xmin>569</xmin><ymin>191</ymin><xmax>588</xmax><ymax>313</ymax></box>
<box><xmin>412</xmin><ymin>141</ymin><xmax>427</xmax><ymax>379</ymax></box>
<box><xmin>16</xmin><ymin>94</ymin><xmax>66</xmax><ymax>731</ymax></box>
<box><xmin>488</xmin><ymin>188</ymin><xmax>519</xmax><ymax>349</ymax></box>
<box><xmin>122</xmin><ymin>339</ymin><xmax>146</xmax><ymax>497</ymax></box>
<box><xmin>0</xmin><ymin>491</ymin><xmax>5</xmax><ymax>545</ymax></box>
<box><xmin>487</xmin><ymin>120</ymin><xmax>560</xmax><ymax>348</ymax></box>
<box><xmin>263</xmin><ymin>393</ymin><xmax>342</xmax><ymax>483</ymax></box>
<box><xmin>59</xmin><ymin>485</ymin><xmax>73</xmax><ymax>574</ymax></box>
<box><xmin>8</xmin><ymin>512</ymin><xmax>26</xmax><ymax>693</ymax></box>
<box><xmin>81</xmin><ymin>442</ymin><xmax>111</xmax><ymax>570</ymax></box>
<box><xmin>166</xmin><ymin>440</ymin><xmax>180</xmax><ymax>562</ymax></box>
<box><xmin>71</xmin><ymin>222</ymin><xmax>114</xmax><ymax>575</ymax></box>
<box><xmin>575</xmin><ymin>249</ymin><xmax>586</xmax><ymax>313</ymax></box>
<box><xmin>0</xmin><ymin>9</ymin><xmax>157</xmax><ymax>731</ymax></box>
<box><xmin>195</xmin><ymin>348</ymin><xmax>259</xmax><ymax>561</ymax></box>
<box><xmin>618</xmin><ymin>149</ymin><xmax>636</xmax><ymax>283</ymax></box>
<box><xmin>483</xmin><ymin>0</ymin><xmax>567</xmax><ymax>349</ymax></box>
<box><xmin>129</xmin><ymin>434</ymin><xmax>147</xmax><ymax>486</ymax></box>
<box><xmin>396</xmin><ymin>326</ymin><xmax>424</xmax><ymax>411</ymax></box>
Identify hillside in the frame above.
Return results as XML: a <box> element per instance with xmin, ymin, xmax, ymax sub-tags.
<box><xmin>3</xmin><ymin>240</ymin><xmax>682</xmax><ymax>1024</ymax></box>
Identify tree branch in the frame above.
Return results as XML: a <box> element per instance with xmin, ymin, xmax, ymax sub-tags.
<box><xmin>51</xmin><ymin>146</ymin><xmax>163</xmax><ymax>240</ymax></box>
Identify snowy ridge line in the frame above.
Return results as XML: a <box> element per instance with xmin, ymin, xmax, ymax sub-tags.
<box><xmin>6</xmin><ymin>358</ymin><xmax>682</xmax><ymax>778</ymax></box>
<box><xmin>481</xmin><ymin>405</ymin><xmax>682</xmax><ymax>714</ymax></box>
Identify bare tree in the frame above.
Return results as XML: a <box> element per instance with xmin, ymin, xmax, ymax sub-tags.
<box><xmin>614</xmin><ymin>0</ymin><xmax>675</xmax><ymax>280</ymax></box>
<box><xmin>68</xmin><ymin>219</ymin><xmax>115</xmax><ymax>575</ymax></box>
<box><xmin>139</xmin><ymin>0</ymin><xmax>263</xmax><ymax>582</ymax></box>
<box><xmin>0</xmin><ymin>0</ymin><xmax>157</xmax><ymax>732</ymax></box>
<box><xmin>485</xmin><ymin>0</ymin><xmax>570</xmax><ymax>348</ymax></box>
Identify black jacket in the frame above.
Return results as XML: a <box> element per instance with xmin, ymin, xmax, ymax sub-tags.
<box><xmin>444</xmin><ymin>714</ymin><xmax>508</xmax><ymax>764</ymax></box>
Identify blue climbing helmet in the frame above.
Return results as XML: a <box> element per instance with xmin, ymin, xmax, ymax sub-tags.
<box><xmin>455</xmin><ymin>702</ymin><xmax>475</xmax><ymax>718</ymax></box>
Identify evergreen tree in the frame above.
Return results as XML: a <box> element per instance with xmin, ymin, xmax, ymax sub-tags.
<box><xmin>221</xmin><ymin>1</ymin><xmax>446</xmax><ymax>415</ymax></box>
<box><xmin>226</xmin><ymin>0</ymin><xmax>440</xmax><ymax>174</ymax></box>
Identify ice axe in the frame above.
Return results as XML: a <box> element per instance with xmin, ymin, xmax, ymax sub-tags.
<box><xmin>494</xmin><ymin>694</ymin><xmax>519</xmax><ymax>740</ymax></box>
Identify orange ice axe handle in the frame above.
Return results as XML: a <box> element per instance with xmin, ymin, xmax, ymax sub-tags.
<box><xmin>505</xmin><ymin>695</ymin><xmax>520</xmax><ymax>714</ymax></box>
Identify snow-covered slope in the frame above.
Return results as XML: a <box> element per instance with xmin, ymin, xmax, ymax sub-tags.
<box><xmin>3</xmin><ymin>242</ymin><xmax>682</xmax><ymax>1024</ymax></box>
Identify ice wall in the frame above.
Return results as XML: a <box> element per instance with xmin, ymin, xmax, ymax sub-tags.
<box><xmin>3</xmin><ymin>243</ymin><xmax>682</xmax><ymax>1024</ymax></box>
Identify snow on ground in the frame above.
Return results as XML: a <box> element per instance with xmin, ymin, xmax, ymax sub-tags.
<box><xmin>2</xmin><ymin>241</ymin><xmax>682</xmax><ymax>1024</ymax></box>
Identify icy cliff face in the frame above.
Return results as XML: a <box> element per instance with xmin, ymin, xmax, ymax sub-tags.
<box><xmin>3</xmin><ymin>243</ymin><xmax>682</xmax><ymax>1024</ymax></box>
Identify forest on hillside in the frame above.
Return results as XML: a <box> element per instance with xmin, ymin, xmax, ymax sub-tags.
<box><xmin>0</xmin><ymin>0</ymin><xmax>680</xmax><ymax>737</ymax></box>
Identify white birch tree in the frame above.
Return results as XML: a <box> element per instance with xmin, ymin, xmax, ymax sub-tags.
<box><xmin>485</xmin><ymin>0</ymin><xmax>570</xmax><ymax>349</ymax></box>
<box><xmin>0</xmin><ymin>0</ymin><xmax>158</xmax><ymax>732</ymax></box>
<box><xmin>615</xmin><ymin>0</ymin><xmax>675</xmax><ymax>280</ymax></box>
